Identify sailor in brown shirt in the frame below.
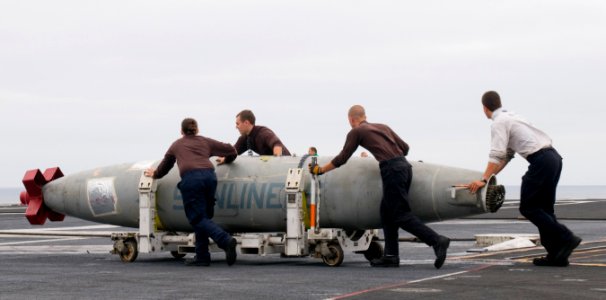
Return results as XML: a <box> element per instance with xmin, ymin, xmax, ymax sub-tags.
<box><xmin>310</xmin><ymin>105</ymin><xmax>451</xmax><ymax>268</ymax></box>
<box><xmin>144</xmin><ymin>118</ymin><xmax>238</xmax><ymax>267</ymax></box>
<box><xmin>217</xmin><ymin>110</ymin><xmax>290</xmax><ymax>164</ymax></box>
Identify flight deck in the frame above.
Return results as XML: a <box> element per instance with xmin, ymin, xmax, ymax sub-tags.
<box><xmin>1</xmin><ymin>199</ymin><xmax>605</xmax><ymax>300</ymax></box>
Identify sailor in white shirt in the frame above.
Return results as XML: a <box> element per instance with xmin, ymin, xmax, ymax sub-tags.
<box><xmin>466</xmin><ymin>91</ymin><xmax>581</xmax><ymax>267</ymax></box>
<box><xmin>489</xmin><ymin>108</ymin><xmax>552</xmax><ymax>163</ymax></box>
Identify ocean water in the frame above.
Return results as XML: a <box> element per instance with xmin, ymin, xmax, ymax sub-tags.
<box><xmin>1</xmin><ymin>185</ymin><xmax>606</xmax><ymax>206</ymax></box>
<box><xmin>503</xmin><ymin>185</ymin><xmax>606</xmax><ymax>200</ymax></box>
<box><xmin>0</xmin><ymin>188</ymin><xmax>23</xmax><ymax>206</ymax></box>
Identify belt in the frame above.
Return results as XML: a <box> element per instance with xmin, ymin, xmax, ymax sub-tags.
<box><xmin>527</xmin><ymin>147</ymin><xmax>554</xmax><ymax>160</ymax></box>
<box><xmin>181</xmin><ymin>168</ymin><xmax>214</xmax><ymax>177</ymax></box>
<box><xmin>379</xmin><ymin>156</ymin><xmax>407</xmax><ymax>168</ymax></box>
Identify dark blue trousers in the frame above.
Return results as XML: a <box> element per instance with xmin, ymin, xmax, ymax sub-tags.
<box><xmin>178</xmin><ymin>169</ymin><xmax>231</xmax><ymax>261</ymax></box>
<box><xmin>520</xmin><ymin>148</ymin><xmax>573</xmax><ymax>257</ymax></box>
<box><xmin>380</xmin><ymin>157</ymin><xmax>440</xmax><ymax>256</ymax></box>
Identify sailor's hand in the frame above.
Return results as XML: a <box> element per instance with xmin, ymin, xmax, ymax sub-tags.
<box><xmin>467</xmin><ymin>180</ymin><xmax>486</xmax><ymax>194</ymax></box>
<box><xmin>144</xmin><ymin>168</ymin><xmax>155</xmax><ymax>178</ymax></box>
<box><xmin>273</xmin><ymin>146</ymin><xmax>283</xmax><ymax>157</ymax></box>
<box><xmin>309</xmin><ymin>164</ymin><xmax>324</xmax><ymax>175</ymax></box>
<box><xmin>216</xmin><ymin>157</ymin><xmax>226</xmax><ymax>165</ymax></box>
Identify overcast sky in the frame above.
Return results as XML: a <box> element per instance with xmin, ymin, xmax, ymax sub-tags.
<box><xmin>1</xmin><ymin>0</ymin><xmax>605</xmax><ymax>188</ymax></box>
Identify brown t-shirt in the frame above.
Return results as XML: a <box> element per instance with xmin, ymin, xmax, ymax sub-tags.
<box><xmin>331</xmin><ymin>121</ymin><xmax>409</xmax><ymax>167</ymax></box>
<box><xmin>154</xmin><ymin>135</ymin><xmax>237</xmax><ymax>178</ymax></box>
<box><xmin>233</xmin><ymin>125</ymin><xmax>291</xmax><ymax>156</ymax></box>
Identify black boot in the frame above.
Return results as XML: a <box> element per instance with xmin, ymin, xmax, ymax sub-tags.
<box><xmin>185</xmin><ymin>256</ymin><xmax>210</xmax><ymax>267</ymax></box>
<box><xmin>225</xmin><ymin>238</ymin><xmax>238</xmax><ymax>266</ymax></box>
<box><xmin>533</xmin><ymin>256</ymin><xmax>569</xmax><ymax>267</ymax></box>
<box><xmin>433</xmin><ymin>235</ymin><xmax>450</xmax><ymax>269</ymax></box>
<box><xmin>370</xmin><ymin>256</ymin><xmax>400</xmax><ymax>267</ymax></box>
<box><xmin>553</xmin><ymin>235</ymin><xmax>581</xmax><ymax>263</ymax></box>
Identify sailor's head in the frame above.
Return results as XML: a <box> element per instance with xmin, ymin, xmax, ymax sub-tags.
<box><xmin>181</xmin><ymin>118</ymin><xmax>199</xmax><ymax>136</ymax></box>
<box><xmin>481</xmin><ymin>91</ymin><xmax>502</xmax><ymax>119</ymax></box>
<box><xmin>348</xmin><ymin>105</ymin><xmax>367</xmax><ymax>128</ymax></box>
<box><xmin>236</xmin><ymin>109</ymin><xmax>256</xmax><ymax>136</ymax></box>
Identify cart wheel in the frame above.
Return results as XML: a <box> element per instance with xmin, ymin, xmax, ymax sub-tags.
<box><xmin>322</xmin><ymin>243</ymin><xmax>344</xmax><ymax>267</ymax></box>
<box><xmin>170</xmin><ymin>251</ymin><xmax>186</xmax><ymax>259</ymax></box>
<box><xmin>119</xmin><ymin>239</ymin><xmax>138</xmax><ymax>263</ymax></box>
<box><xmin>362</xmin><ymin>241</ymin><xmax>383</xmax><ymax>262</ymax></box>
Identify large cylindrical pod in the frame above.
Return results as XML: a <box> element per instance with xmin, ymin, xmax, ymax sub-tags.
<box><xmin>314</xmin><ymin>157</ymin><xmax>497</xmax><ymax>229</ymax></box>
<box><xmin>42</xmin><ymin>156</ymin><xmax>501</xmax><ymax>232</ymax></box>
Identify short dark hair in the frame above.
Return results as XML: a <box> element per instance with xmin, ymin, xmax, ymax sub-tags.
<box><xmin>309</xmin><ymin>147</ymin><xmax>317</xmax><ymax>155</ymax></box>
<box><xmin>181</xmin><ymin>118</ymin><xmax>198</xmax><ymax>136</ymax></box>
<box><xmin>237</xmin><ymin>109</ymin><xmax>256</xmax><ymax>125</ymax></box>
<box><xmin>482</xmin><ymin>91</ymin><xmax>502</xmax><ymax>112</ymax></box>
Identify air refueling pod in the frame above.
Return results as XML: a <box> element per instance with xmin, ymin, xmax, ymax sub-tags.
<box><xmin>27</xmin><ymin>156</ymin><xmax>504</xmax><ymax>232</ymax></box>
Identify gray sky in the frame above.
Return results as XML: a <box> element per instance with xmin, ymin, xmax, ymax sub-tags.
<box><xmin>1</xmin><ymin>0</ymin><xmax>605</xmax><ymax>188</ymax></box>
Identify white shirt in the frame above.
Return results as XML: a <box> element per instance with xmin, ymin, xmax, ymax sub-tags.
<box><xmin>489</xmin><ymin>108</ymin><xmax>552</xmax><ymax>164</ymax></box>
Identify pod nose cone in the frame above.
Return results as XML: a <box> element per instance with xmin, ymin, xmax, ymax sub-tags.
<box><xmin>20</xmin><ymin>190</ymin><xmax>29</xmax><ymax>205</ymax></box>
<box><xmin>21</xmin><ymin>167</ymin><xmax>66</xmax><ymax>225</ymax></box>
